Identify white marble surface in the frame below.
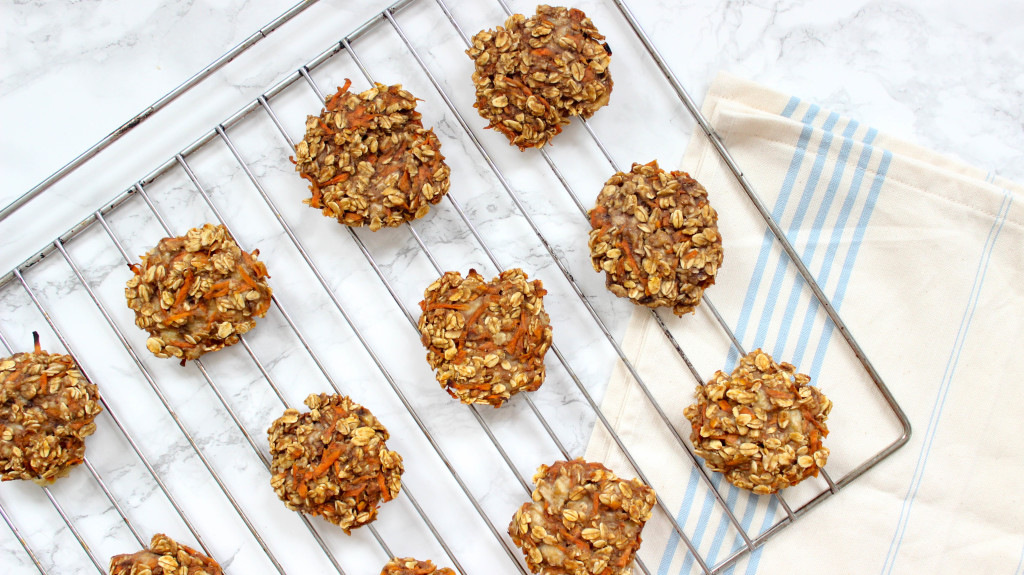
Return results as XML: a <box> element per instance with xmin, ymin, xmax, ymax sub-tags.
<box><xmin>1</xmin><ymin>1</ymin><xmax>1021</xmax><ymax>574</ymax></box>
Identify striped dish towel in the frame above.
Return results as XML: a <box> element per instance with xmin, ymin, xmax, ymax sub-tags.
<box><xmin>585</xmin><ymin>72</ymin><xmax>1024</xmax><ymax>575</ymax></box>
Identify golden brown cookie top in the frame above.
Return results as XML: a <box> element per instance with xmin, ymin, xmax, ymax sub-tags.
<box><xmin>268</xmin><ymin>393</ymin><xmax>403</xmax><ymax>533</ymax></box>
<box><xmin>510</xmin><ymin>5</ymin><xmax>613</xmax><ymax>118</ymax></box>
<box><xmin>509</xmin><ymin>459</ymin><xmax>656</xmax><ymax>575</ymax></box>
<box><xmin>293</xmin><ymin>80</ymin><xmax>451</xmax><ymax>230</ymax></box>
<box><xmin>125</xmin><ymin>223</ymin><xmax>272</xmax><ymax>363</ymax></box>
<box><xmin>1</xmin><ymin>332</ymin><xmax>102</xmax><ymax>485</ymax></box>
<box><xmin>417</xmin><ymin>268</ymin><xmax>552</xmax><ymax>407</ymax></box>
<box><xmin>684</xmin><ymin>349</ymin><xmax>832</xmax><ymax>494</ymax></box>
<box><xmin>109</xmin><ymin>533</ymin><xmax>222</xmax><ymax>575</ymax></box>
<box><xmin>467</xmin><ymin>5</ymin><xmax>612</xmax><ymax>149</ymax></box>
<box><xmin>588</xmin><ymin>161</ymin><xmax>723</xmax><ymax>316</ymax></box>
<box><xmin>380</xmin><ymin>557</ymin><xmax>457</xmax><ymax>575</ymax></box>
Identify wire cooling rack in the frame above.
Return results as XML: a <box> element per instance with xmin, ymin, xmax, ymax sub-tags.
<box><xmin>0</xmin><ymin>0</ymin><xmax>911</xmax><ymax>573</ymax></box>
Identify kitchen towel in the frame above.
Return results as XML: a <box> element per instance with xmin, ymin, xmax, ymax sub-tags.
<box><xmin>585</xmin><ymin>72</ymin><xmax>1024</xmax><ymax>574</ymax></box>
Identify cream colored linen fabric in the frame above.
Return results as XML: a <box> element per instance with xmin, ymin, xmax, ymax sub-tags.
<box><xmin>586</xmin><ymin>72</ymin><xmax>1024</xmax><ymax>575</ymax></box>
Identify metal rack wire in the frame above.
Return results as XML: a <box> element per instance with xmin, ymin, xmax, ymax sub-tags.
<box><xmin>0</xmin><ymin>0</ymin><xmax>910</xmax><ymax>573</ymax></box>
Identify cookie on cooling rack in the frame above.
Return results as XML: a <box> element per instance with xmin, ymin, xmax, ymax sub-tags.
<box><xmin>684</xmin><ymin>349</ymin><xmax>832</xmax><ymax>494</ymax></box>
<box><xmin>509</xmin><ymin>459</ymin><xmax>656</xmax><ymax>575</ymax></box>
<box><xmin>292</xmin><ymin>80</ymin><xmax>451</xmax><ymax>230</ymax></box>
<box><xmin>110</xmin><ymin>533</ymin><xmax>222</xmax><ymax>575</ymax></box>
<box><xmin>467</xmin><ymin>5</ymin><xmax>613</xmax><ymax>149</ymax></box>
<box><xmin>588</xmin><ymin>161</ymin><xmax>723</xmax><ymax>316</ymax></box>
<box><xmin>381</xmin><ymin>557</ymin><xmax>457</xmax><ymax>575</ymax></box>
<box><xmin>268</xmin><ymin>393</ymin><xmax>403</xmax><ymax>533</ymax></box>
<box><xmin>0</xmin><ymin>332</ymin><xmax>103</xmax><ymax>485</ymax></box>
<box><xmin>417</xmin><ymin>268</ymin><xmax>553</xmax><ymax>408</ymax></box>
<box><xmin>125</xmin><ymin>223</ymin><xmax>273</xmax><ymax>363</ymax></box>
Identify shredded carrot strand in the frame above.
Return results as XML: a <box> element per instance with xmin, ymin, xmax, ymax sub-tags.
<box><xmin>317</xmin><ymin>118</ymin><xmax>335</xmax><ymax>135</ymax></box>
<box><xmin>254</xmin><ymin>298</ymin><xmax>272</xmax><ymax>316</ymax></box>
<box><xmin>312</xmin><ymin>446</ymin><xmax>344</xmax><ymax>478</ymax></box>
<box><xmin>323</xmin><ymin>172</ymin><xmax>350</xmax><ymax>186</ymax></box>
<box><xmin>326</xmin><ymin>79</ymin><xmax>352</xmax><ymax>110</ymax></box>
<box><xmin>236</xmin><ymin>265</ymin><xmax>258</xmax><ymax>291</ymax></box>
<box><xmin>299</xmin><ymin>172</ymin><xmax>323</xmax><ymax>208</ymax></box>
<box><xmin>173</xmin><ymin>270</ymin><xmax>194</xmax><ymax>309</ymax></box>
<box><xmin>506</xmin><ymin>312</ymin><xmax>529</xmax><ymax>355</ymax></box>
<box><xmin>615</xmin><ymin>542</ymin><xmax>636</xmax><ymax>567</ymax></box>
<box><xmin>343</xmin><ymin>483</ymin><xmax>367</xmax><ymax>498</ymax></box>
<box><xmin>426</xmin><ymin>302</ymin><xmax>470</xmax><ymax>311</ymax></box>
<box><xmin>619</xmin><ymin>241</ymin><xmax>640</xmax><ymax>274</ymax></box>
<box><xmin>161</xmin><ymin>311</ymin><xmax>191</xmax><ymax>325</ymax></box>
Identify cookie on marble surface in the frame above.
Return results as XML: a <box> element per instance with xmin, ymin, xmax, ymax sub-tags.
<box><xmin>509</xmin><ymin>459</ymin><xmax>656</xmax><ymax>575</ymax></box>
<box><xmin>268</xmin><ymin>393</ymin><xmax>403</xmax><ymax>533</ymax></box>
<box><xmin>109</xmin><ymin>533</ymin><xmax>222</xmax><ymax>575</ymax></box>
<box><xmin>417</xmin><ymin>268</ymin><xmax>553</xmax><ymax>407</ymax></box>
<box><xmin>588</xmin><ymin>161</ymin><xmax>723</xmax><ymax>316</ymax></box>
<box><xmin>467</xmin><ymin>5</ymin><xmax>613</xmax><ymax>149</ymax></box>
<box><xmin>380</xmin><ymin>557</ymin><xmax>457</xmax><ymax>575</ymax></box>
<box><xmin>684</xmin><ymin>349</ymin><xmax>832</xmax><ymax>494</ymax></box>
<box><xmin>292</xmin><ymin>79</ymin><xmax>451</xmax><ymax>230</ymax></box>
<box><xmin>0</xmin><ymin>332</ymin><xmax>102</xmax><ymax>485</ymax></box>
<box><xmin>125</xmin><ymin>223</ymin><xmax>272</xmax><ymax>363</ymax></box>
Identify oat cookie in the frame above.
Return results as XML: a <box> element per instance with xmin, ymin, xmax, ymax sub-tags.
<box><xmin>467</xmin><ymin>5</ymin><xmax>613</xmax><ymax>149</ymax></box>
<box><xmin>293</xmin><ymin>80</ymin><xmax>451</xmax><ymax>230</ymax></box>
<box><xmin>381</xmin><ymin>557</ymin><xmax>457</xmax><ymax>575</ymax></box>
<box><xmin>0</xmin><ymin>332</ymin><xmax>102</xmax><ymax>485</ymax></box>
<box><xmin>417</xmin><ymin>268</ymin><xmax>552</xmax><ymax>407</ymax></box>
<box><xmin>268</xmin><ymin>393</ymin><xmax>403</xmax><ymax>533</ymax></box>
<box><xmin>509</xmin><ymin>459</ymin><xmax>656</xmax><ymax>575</ymax></box>
<box><xmin>125</xmin><ymin>223</ymin><xmax>272</xmax><ymax>363</ymax></box>
<box><xmin>588</xmin><ymin>161</ymin><xmax>723</xmax><ymax>316</ymax></box>
<box><xmin>109</xmin><ymin>533</ymin><xmax>222</xmax><ymax>575</ymax></box>
<box><xmin>684</xmin><ymin>349</ymin><xmax>832</xmax><ymax>494</ymax></box>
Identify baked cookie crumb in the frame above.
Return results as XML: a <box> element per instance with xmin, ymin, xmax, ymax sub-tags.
<box><xmin>109</xmin><ymin>533</ymin><xmax>222</xmax><ymax>575</ymax></box>
<box><xmin>126</xmin><ymin>223</ymin><xmax>272</xmax><ymax>363</ymax></box>
<box><xmin>509</xmin><ymin>459</ymin><xmax>656</xmax><ymax>574</ymax></box>
<box><xmin>418</xmin><ymin>268</ymin><xmax>552</xmax><ymax>407</ymax></box>
<box><xmin>268</xmin><ymin>393</ymin><xmax>403</xmax><ymax>532</ymax></box>
<box><xmin>588</xmin><ymin>161</ymin><xmax>723</xmax><ymax>316</ymax></box>
<box><xmin>684</xmin><ymin>349</ymin><xmax>831</xmax><ymax>494</ymax></box>
<box><xmin>381</xmin><ymin>557</ymin><xmax>457</xmax><ymax>575</ymax></box>
<box><xmin>293</xmin><ymin>80</ymin><xmax>451</xmax><ymax>229</ymax></box>
<box><xmin>467</xmin><ymin>5</ymin><xmax>613</xmax><ymax>149</ymax></box>
<box><xmin>1</xmin><ymin>332</ymin><xmax>102</xmax><ymax>485</ymax></box>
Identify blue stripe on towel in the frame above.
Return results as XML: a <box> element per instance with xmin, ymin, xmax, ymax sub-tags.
<box><xmin>689</xmin><ymin>101</ymin><xmax>825</xmax><ymax>571</ymax></box>
<box><xmin>745</xmin><ymin>143</ymin><xmax>891</xmax><ymax>575</ymax></box>
<box><xmin>790</xmin><ymin>128</ymin><xmax>877</xmax><ymax>369</ymax></box>
<box><xmin>808</xmin><ymin>149</ymin><xmax>891</xmax><ymax>380</ymax></box>
<box><xmin>657</xmin><ymin>467</ymin><xmax>703</xmax><ymax>574</ymax></box>
<box><xmin>881</xmin><ymin>188</ymin><xmax>1014</xmax><ymax>574</ymax></box>
<box><xmin>665</xmin><ymin>98</ymin><xmax>897</xmax><ymax>573</ymax></box>
<box><xmin>753</xmin><ymin>112</ymin><xmax>839</xmax><ymax>355</ymax></box>
<box><xmin>744</xmin><ymin>497</ymin><xmax>779</xmax><ymax>575</ymax></box>
<box><xmin>659</xmin><ymin>97</ymin><xmax>814</xmax><ymax>574</ymax></box>
<box><xmin>727</xmin><ymin>101</ymin><xmax>819</xmax><ymax>368</ymax></box>
<box><xmin>774</xmin><ymin>120</ymin><xmax>859</xmax><ymax>363</ymax></box>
